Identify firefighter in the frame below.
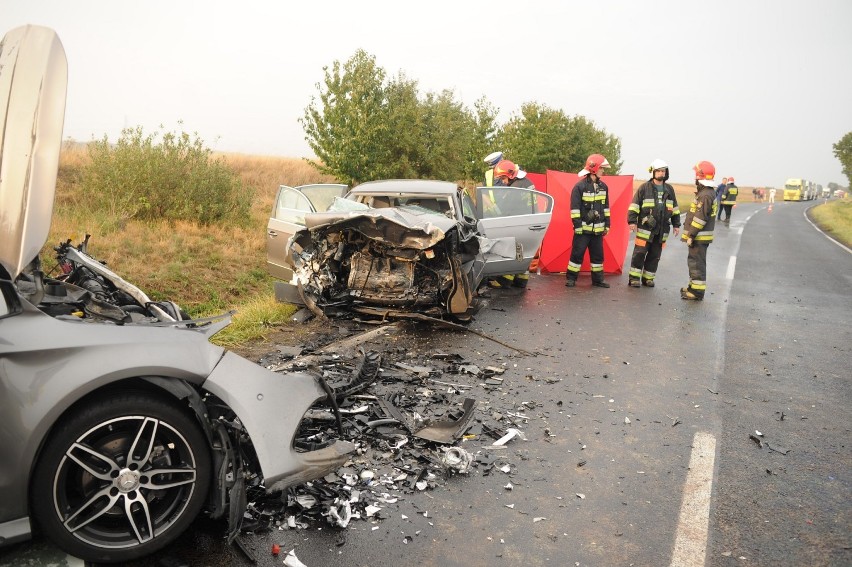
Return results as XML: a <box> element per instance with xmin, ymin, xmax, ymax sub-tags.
<box><xmin>720</xmin><ymin>176</ymin><xmax>738</xmax><ymax>223</ymax></box>
<box><xmin>510</xmin><ymin>166</ymin><xmax>535</xmax><ymax>190</ymax></box>
<box><xmin>483</xmin><ymin>151</ymin><xmax>504</xmax><ymax>187</ymax></box>
<box><xmin>715</xmin><ymin>177</ymin><xmax>728</xmax><ymax>219</ymax></box>
<box><xmin>627</xmin><ymin>159</ymin><xmax>681</xmax><ymax>287</ymax></box>
<box><xmin>680</xmin><ymin>161</ymin><xmax>718</xmax><ymax>300</ymax></box>
<box><xmin>566</xmin><ymin>154</ymin><xmax>611</xmax><ymax>288</ymax></box>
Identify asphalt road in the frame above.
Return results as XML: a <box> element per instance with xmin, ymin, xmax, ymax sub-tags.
<box><xmin>3</xmin><ymin>199</ymin><xmax>850</xmax><ymax>567</ymax></box>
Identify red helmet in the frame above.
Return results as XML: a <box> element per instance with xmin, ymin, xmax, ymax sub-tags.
<box><xmin>494</xmin><ymin>159</ymin><xmax>517</xmax><ymax>180</ymax></box>
<box><xmin>728</xmin><ymin>176</ymin><xmax>735</xmax><ymax>183</ymax></box>
<box><xmin>693</xmin><ymin>161</ymin><xmax>716</xmax><ymax>181</ymax></box>
<box><xmin>584</xmin><ymin>154</ymin><xmax>610</xmax><ymax>175</ymax></box>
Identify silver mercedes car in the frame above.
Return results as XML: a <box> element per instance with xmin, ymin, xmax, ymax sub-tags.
<box><xmin>0</xmin><ymin>25</ymin><xmax>355</xmax><ymax>563</ymax></box>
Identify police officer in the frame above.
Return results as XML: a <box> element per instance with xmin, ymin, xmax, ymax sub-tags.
<box><xmin>566</xmin><ymin>154</ymin><xmax>611</xmax><ymax>288</ymax></box>
<box><xmin>681</xmin><ymin>161</ymin><xmax>718</xmax><ymax>300</ymax></box>
<box><xmin>483</xmin><ymin>151</ymin><xmax>503</xmax><ymax>187</ymax></box>
<box><xmin>627</xmin><ymin>159</ymin><xmax>681</xmax><ymax>287</ymax></box>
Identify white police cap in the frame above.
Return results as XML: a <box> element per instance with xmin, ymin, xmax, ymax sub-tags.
<box><xmin>484</xmin><ymin>151</ymin><xmax>503</xmax><ymax>166</ymax></box>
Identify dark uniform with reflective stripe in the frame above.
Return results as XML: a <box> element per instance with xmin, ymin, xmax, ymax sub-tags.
<box><xmin>567</xmin><ymin>177</ymin><xmax>610</xmax><ymax>284</ymax></box>
<box><xmin>627</xmin><ymin>180</ymin><xmax>681</xmax><ymax>285</ymax></box>
<box><xmin>680</xmin><ymin>184</ymin><xmax>717</xmax><ymax>299</ymax></box>
<box><xmin>720</xmin><ymin>182</ymin><xmax>738</xmax><ymax>223</ymax></box>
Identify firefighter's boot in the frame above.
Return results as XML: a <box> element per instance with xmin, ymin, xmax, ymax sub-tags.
<box><xmin>680</xmin><ymin>287</ymin><xmax>702</xmax><ymax>301</ymax></box>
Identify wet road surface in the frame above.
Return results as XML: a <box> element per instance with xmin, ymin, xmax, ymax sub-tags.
<box><xmin>3</xmin><ymin>200</ymin><xmax>849</xmax><ymax>566</ymax></box>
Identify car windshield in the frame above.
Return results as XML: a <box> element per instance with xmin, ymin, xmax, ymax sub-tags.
<box><xmin>351</xmin><ymin>194</ymin><xmax>453</xmax><ymax>217</ymax></box>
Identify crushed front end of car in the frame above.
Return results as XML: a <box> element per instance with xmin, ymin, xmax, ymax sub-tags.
<box><xmin>0</xmin><ymin>24</ymin><xmax>358</xmax><ymax>562</ymax></box>
<box><xmin>289</xmin><ymin>207</ymin><xmax>481</xmax><ymax>320</ymax></box>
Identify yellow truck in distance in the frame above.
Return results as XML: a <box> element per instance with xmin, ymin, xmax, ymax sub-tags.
<box><xmin>783</xmin><ymin>178</ymin><xmax>815</xmax><ymax>201</ymax></box>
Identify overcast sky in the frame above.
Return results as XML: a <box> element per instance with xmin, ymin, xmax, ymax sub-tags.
<box><xmin>5</xmin><ymin>0</ymin><xmax>852</xmax><ymax>187</ymax></box>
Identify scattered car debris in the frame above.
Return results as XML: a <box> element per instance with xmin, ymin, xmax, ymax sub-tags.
<box><xmin>442</xmin><ymin>447</ymin><xmax>474</xmax><ymax>473</ymax></box>
<box><xmin>492</xmin><ymin>427</ymin><xmax>526</xmax><ymax>446</ymax></box>
<box><xmin>749</xmin><ymin>433</ymin><xmax>790</xmax><ymax>455</ymax></box>
<box><xmin>283</xmin><ymin>549</ymin><xmax>308</xmax><ymax>567</ymax></box>
<box><xmin>231</xmin><ymin>326</ymin><xmax>544</xmax><ymax>541</ymax></box>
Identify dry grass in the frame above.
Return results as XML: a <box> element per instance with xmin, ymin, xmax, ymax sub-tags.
<box><xmin>45</xmin><ymin>147</ymin><xmax>336</xmax><ymax>319</ymax></box>
<box><xmin>217</xmin><ymin>153</ymin><xmax>337</xmax><ymax>217</ymax></box>
<box><xmin>631</xmin><ymin>178</ymin><xmax>757</xmax><ymax>207</ymax></box>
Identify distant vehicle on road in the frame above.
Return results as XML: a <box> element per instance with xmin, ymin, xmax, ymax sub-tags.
<box><xmin>784</xmin><ymin>178</ymin><xmax>809</xmax><ymax>201</ymax></box>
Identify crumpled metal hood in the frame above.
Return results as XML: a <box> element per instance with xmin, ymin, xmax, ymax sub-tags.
<box><xmin>303</xmin><ymin>207</ymin><xmax>459</xmax><ymax>250</ymax></box>
<box><xmin>0</xmin><ymin>25</ymin><xmax>68</xmax><ymax>278</ymax></box>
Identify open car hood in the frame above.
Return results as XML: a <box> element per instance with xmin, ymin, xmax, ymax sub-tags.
<box><xmin>0</xmin><ymin>25</ymin><xmax>68</xmax><ymax>279</ymax></box>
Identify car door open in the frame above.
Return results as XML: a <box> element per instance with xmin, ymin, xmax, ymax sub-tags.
<box><xmin>474</xmin><ymin>187</ymin><xmax>554</xmax><ymax>277</ymax></box>
<box><xmin>266</xmin><ymin>184</ymin><xmax>348</xmax><ymax>280</ymax></box>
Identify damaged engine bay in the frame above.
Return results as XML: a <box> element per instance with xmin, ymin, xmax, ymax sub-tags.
<box><xmin>288</xmin><ymin>207</ymin><xmax>483</xmax><ymax>321</ymax></box>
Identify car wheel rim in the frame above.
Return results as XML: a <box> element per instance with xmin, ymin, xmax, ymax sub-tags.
<box><xmin>51</xmin><ymin>415</ymin><xmax>199</xmax><ymax>549</ymax></box>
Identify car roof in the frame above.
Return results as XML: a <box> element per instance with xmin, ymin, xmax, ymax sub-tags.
<box><xmin>350</xmin><ymin>180</ymin><xmax>460</xmax><ymax>196</ymax></box>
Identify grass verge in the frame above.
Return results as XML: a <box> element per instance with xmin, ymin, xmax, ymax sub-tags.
<box><xmin>209</xmin><ymin>295</ymin><xmax>299</xmax><ymax>349</ymax></box>
<box><xmin>810</xmin><ymin>199</ymin><xmax>852</xmax><ymax>247</ymax></box>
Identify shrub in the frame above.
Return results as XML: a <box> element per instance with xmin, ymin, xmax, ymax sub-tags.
<box><xmin>81</xmin><ymin>126</ymin><xmax>252</xmax><ymax>225</ymax></box>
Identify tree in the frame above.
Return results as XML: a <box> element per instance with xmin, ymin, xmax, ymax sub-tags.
<box><xmin>464</xmin><ymin>97</ymin><xmax>500</xmax><ymax>182</ymax></box>
<box><xmin>302</xmin><ymin>51</ymin><xmax>495</xmax><ymax>185</ymax></box>
<box><xmin>832</xmin><ymin>132</ymin><xmax>852</xmax><ymax>188</ymax></box>
<box><xmin>496</xmin><ymin>102</ymin><xmax>622</xmax><ymax>175</ymax></box>
<box><xmin>302</xmin><ymin>53</ymin><xmax>623</xmax><ymax>185</ymax></box>
<box><xmin>301</xmin><ymin>50</ymin><xmax>391</xmax><ymax>185</ymax></box>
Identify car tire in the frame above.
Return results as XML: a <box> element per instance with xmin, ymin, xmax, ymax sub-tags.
<box><xmin>31</xmin><ymin>390</ymin><xmax>211</xmax><ymax>563</ymax></box>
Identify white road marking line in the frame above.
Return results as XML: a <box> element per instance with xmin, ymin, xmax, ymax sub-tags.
<box><xmin>726</xmin><ymin>255</ymin><xmax>736</xmax><ymax>280</ymax></box>
<box><xmin>804</xmin><ymin>205</ymin><xmax>852</xmax><ymax>254</ymax></box>
<box><xmin>671</xmin><ymin>431</ymin><xmax>717</xmax><ymax>567</ymax></box>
